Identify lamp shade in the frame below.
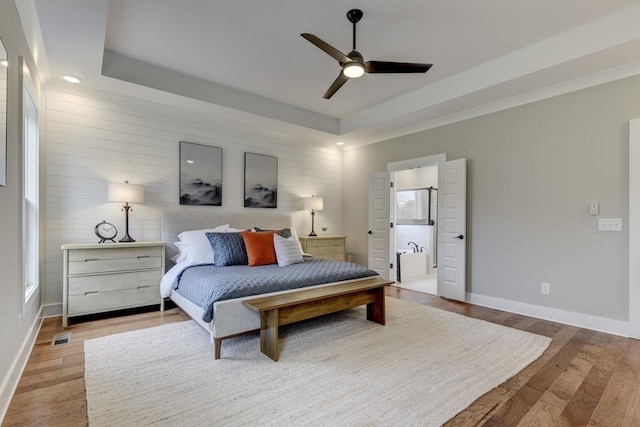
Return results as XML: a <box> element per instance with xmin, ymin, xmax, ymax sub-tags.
<box><xmin>108</xmin><ymin>182</ymin><xmax>145</xmax><ymax>204</ymax></box>
<box><xmin>303</xmin><ymin>196</ymin><xmax>323</xmax><ymax>211</ymax></box>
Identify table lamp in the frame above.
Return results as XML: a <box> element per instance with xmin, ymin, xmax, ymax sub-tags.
<box><xmin>108</xmin><ymin>180</ymin><xmax>144</xmax><ymax>242</ymax></box>
<box><xmin>303</xmin><ymin>195</ymin><xmax>323</xmax><ymax>236</ymax></box>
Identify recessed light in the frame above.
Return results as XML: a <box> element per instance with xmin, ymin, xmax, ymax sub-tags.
<box><xmin>336</xmin><ymin>141</ymin><xmax>345</xmax><ymax>146</ymax></box>
<box><xmin>186</xmin><ymin>159</ymin><xmax>195</xmax><ymax>164</ymax></box>
<box><xmin>62</xmin><ymin>75</ymin><xmax>81</xmax><ymax>84</ymax></box>
<box><xmin>1</xmin><ymin>60</ymin><xmax>8</xmax><ymax>67</ymax></box>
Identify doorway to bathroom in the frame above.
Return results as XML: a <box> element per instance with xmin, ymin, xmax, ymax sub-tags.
<box><xmin>394</xmin><ymin>168</ymin><xmax>438</xmax><ymax>295</ymax></box>
<box><xmin>368</xmin><ymin>153</ymin><xmax>466</xmax><ymax>301</ymax></box>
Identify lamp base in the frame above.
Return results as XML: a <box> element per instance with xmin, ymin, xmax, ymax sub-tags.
<box><xmin>308</xmin><ymin>209</ymin><xmax>318</xmax><ymax>237</ymax></box>
<box><xmin>120</xmin><ymin>204</ymin><xmax>135</xmax><ymax>242</ymax></box>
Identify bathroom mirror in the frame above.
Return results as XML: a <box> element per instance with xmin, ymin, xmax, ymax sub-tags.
<box><xmin>396</xmin><ymin>188</ymin><xmax>436</xmax><ymax>225</ymax></box>
<box><xmin>0</xmin><ymin>36</ymin><xmax>7</xmax><ymax>187</ymax></box>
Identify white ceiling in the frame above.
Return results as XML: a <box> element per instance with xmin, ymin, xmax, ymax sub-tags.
<box><xmin>20</xmin><ymin>0</ymin><xmax>640</xmax><ymax>148</ymax></box>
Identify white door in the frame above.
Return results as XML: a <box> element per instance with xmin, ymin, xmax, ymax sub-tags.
<box><xmin>437</xmin><ymin>158</ymin><xmax>467</xmax><ymax>301</ymax></box>
<box><xmin>368</xmin><ymin>172</ymin><xmax>392</xmax><ymax>279</ymax></box>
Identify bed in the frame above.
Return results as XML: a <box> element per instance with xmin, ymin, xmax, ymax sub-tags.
<box><xmin>160</xmin><ymin>211</ymin><xmax>379</xmax><ymax>357</ymax></box>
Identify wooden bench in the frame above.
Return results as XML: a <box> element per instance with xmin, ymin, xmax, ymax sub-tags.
<box><xmin>243</xmin><ymin>277</ymin><xmax>392</xmax><ymax>361</ymax></box>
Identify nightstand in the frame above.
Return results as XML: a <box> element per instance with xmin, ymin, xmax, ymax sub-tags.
<box><xmin>61</xmin><ymin>241</ymin><xmax>165</xmax><ymax>327</ymax></box>
<box><xmin>298</xmin><ymin>235</ymin><xmax>347</xmax><ymax>261</ymax></box>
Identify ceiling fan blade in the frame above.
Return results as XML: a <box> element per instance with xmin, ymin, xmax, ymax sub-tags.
<box><xmin>323</xmin><ymin>73</ymin><xmax>349</xmax><ymax>99</ymax></box>
<box><xmin>301</xmin><ymin>33</ymin><xmax>349</xmax><ymax>64</ymax></box>
<box><xmin>365</xmin><ymin>61</ymin><xmax>433</xmax><ymax>74</ymax></box>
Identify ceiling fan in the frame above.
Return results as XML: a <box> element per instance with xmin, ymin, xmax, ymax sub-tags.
<box><xmin>301</xmin><ymin>9</ymin><xmax>433</xmax><ymax>99</ymax></box>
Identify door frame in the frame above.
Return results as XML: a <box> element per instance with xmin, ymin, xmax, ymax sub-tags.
<box><xmin>629</xmin><ymin>119</ymin><xmax>640</xmax><ymax>339</ymax></box>
<box><xmin>388</xmin><ymin>154</ymin><xmax>446</xmax><ymax>290</ymax></box>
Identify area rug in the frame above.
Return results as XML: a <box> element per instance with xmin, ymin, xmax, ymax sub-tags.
<box><xmin>84</xmin><ymin>298</ymin><xmax>551</xmax><ymax>426</ymax></box>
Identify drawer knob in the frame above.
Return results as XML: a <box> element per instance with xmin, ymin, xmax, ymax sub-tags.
<box><xmin>84</xmin><ymin>291</ymin><xmax>99</xmax><ymax>296</ymax></box>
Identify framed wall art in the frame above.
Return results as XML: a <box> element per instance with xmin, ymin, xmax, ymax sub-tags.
<box><xmin>179</xmin><ymin>141</ymin><xmax>222</xmax><ymax>206</ymax></box>
<box><xmin>244</xmin><ymin>152</ymin><xmax>277</xmax><ymax>208</ymax></box>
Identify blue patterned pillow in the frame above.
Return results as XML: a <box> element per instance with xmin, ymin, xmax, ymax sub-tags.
<box><xmin>205</xmin><ymin>232</ymin><xmax>248</xmax><ymax>266</ymax></box>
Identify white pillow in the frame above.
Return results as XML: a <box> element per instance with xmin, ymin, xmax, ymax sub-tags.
<box><xmin>288</xmin><ymin>226</ymin><xmax>304</xmax><ymax>254</ymax></box>
<box><xmin>227</xmin><ymin>226</ymin><xmax>248</xmax><ymax>233</ymax></box>
<box><xmin>174</xmin><ymin>224</ymin><xmax>229</xmax><ymax>264</ymax></box>
<box><xmin>274</xmin><ymin>234</ymin><xmax>304</xmax><ymax>266</ymax></box>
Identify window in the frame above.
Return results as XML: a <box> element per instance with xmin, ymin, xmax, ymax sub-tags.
<box><xmin>23</xmin><ymin>84</ymin><xmax>38</xmax><ymax>302</ymax></box>
<box><xmin>396</xmin><ymin>188</ymin><xmax>437</xmax><ymax>225</ymax></box>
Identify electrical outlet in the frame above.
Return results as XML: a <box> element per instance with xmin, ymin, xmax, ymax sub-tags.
<box><xmin>590</xmin><ymin>201</ymin><xmax>599</xmax><ymax>216</ymax></box>
<box><xmin>541</xmin><ymin>282</ymin><xmax>550</xmax><ymax>295</ymax></box>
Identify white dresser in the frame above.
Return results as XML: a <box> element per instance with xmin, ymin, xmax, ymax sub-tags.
<box><xmin>61</xmin><ymin>241</ymin><xmax>165</xmax><ymax>327</ymax></box>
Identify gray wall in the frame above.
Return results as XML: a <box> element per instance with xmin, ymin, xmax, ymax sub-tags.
<box><xmin>343</xmin><ymin>74</ymin><xmax>640</xmax><ymax>322</ymax></box>
<box><xmin>0</xmin><ymin>0</ymin><xmax>42</xmax><ymax>413</ymax></box>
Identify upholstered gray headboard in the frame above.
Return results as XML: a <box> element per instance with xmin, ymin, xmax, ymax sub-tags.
<box><xmin>161</xmin><ymin>211</ymin><xmax>292</xmax><ymax>264</ymax></box>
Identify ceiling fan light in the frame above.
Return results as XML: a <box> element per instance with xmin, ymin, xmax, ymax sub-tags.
<box><xmin>343</xmin><ymin>62</ymin><xmax>365</xmax><ymax>78</ymax></box>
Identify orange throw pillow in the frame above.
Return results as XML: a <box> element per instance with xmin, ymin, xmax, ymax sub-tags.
<box><xmin>241</xmin><ymin>231</ymin><xmax>277</xmax><ymax>266</ymax></box>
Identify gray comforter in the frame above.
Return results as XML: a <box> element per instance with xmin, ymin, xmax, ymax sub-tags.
<box><xmin>174</xmin><ymin>258</ymin><xmax>378</xmax><ymax>322</ymax></box>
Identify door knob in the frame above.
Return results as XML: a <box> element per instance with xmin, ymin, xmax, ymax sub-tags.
<box><xmin>368</xmin><ymin>230</ymin><xmax>373</xmax><ymax>235</ymax></box>
<box><xmin>454</xmin><ymin>234</ymin><xmax>464</xmax><ymax>240</ymax></box>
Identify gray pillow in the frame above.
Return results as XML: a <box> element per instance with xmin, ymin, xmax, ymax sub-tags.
<box><xmin>254</xmin><ymin>226</ymin><xmax>292</xmax><ymax>238</ymax></box>
<box><xmin>205</xmin><ymin>232</ymin><xmax>248</xmax><ymax>266</ymax></box>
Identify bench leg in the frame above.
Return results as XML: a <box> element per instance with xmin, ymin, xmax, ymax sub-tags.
<box><xmin>367</xmin><ymin>288</ymin><xmax>386</xmax><ymax>325</ymax></box>
<box><xmin>260</xmin><ymin>309</ymin><xmax>280</xmax><ymax>361</ymax></box>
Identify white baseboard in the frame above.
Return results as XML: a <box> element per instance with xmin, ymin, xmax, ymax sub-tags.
<box><xmin>41</xmin><ymin>302</ymin><xmax>62</xmax><ymax>318</ymax></box>
<box><xmin>0</xmin><ymin>307</ymin><xmax>44</xmax><ymax>424</ymax></box>
<box><xmin>467</xmin><ymin>292</ymin><xmax>629</xmax><ymax>337</ymax></box>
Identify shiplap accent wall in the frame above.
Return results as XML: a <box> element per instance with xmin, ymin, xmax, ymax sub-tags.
<box><xmin>42</xmin><ymin>87</ymin><xmax>343</xmax><ymax>312</ymax></box>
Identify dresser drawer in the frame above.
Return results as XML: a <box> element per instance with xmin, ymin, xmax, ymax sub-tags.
<box><xmin>68</xmin><ymin>247</ymin><xmax>162</xmax><ymax>275</ymax></box>
<box><xmin>68</xmin><ymin>270</ymin><xmax>162</xmax><ymax>295</ymax></box>
<box><xmin>68</xmin><ymin>286</ymin><xmax>160</xmax><ymax>316</ymax></box>
<box><xmin>305</xmin><ymin>238</ymin><xmax>345</xmax><ymax>254</ymax></box>
<box><xmin>299</xmin><ymin>236</ymin><xmax>347</xmax><ymax>261</ymax></box>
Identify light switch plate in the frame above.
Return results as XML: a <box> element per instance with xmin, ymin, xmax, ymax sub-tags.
<box><xmin>598</xmin><ymin>218</ymin><xmax>623</xmax><ymax>231</ymax></box>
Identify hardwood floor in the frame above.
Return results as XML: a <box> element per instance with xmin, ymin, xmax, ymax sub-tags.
<box><xmin>3</xmin><ymin>288</ymin><xmax>640</xmax><ymax>426</ymax></box>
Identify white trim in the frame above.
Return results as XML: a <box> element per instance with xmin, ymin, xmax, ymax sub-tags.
<box><xmin>24</xmin><ymin>283</ymin><xmax>37</xmax><ymax>303</ymax></box>
<box><xmin>22</xmin><ymin>81</ymin><xmax>40</xmax><ymax>307</ymax></box>
<box><xmin>41</xmin><ymin>303</ymin><xmax>62</xmax><ymax>318</ymax></box>
<box><xmin>0</xmin><ymin>306</ymin><xmax>43</xmax><ymax>424</ymax></box>
<box><xmin>468</xmin><ymin>292</ymin><xmax>629</xmax><ymax>338</ymax></box>
<box><xmin>629</xmin><ymin>119</ymin><xmax>640</xmax><ymax>339</ymax></box>
<box><xmin>387</xmin><ymin>154</ymin><xmax>446</xmax><ymax>172</ymax></box>
<box><xmin>342</xmin><ymin>60</ymin><xmax>640</xmax><ymax>151</ymax></box>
